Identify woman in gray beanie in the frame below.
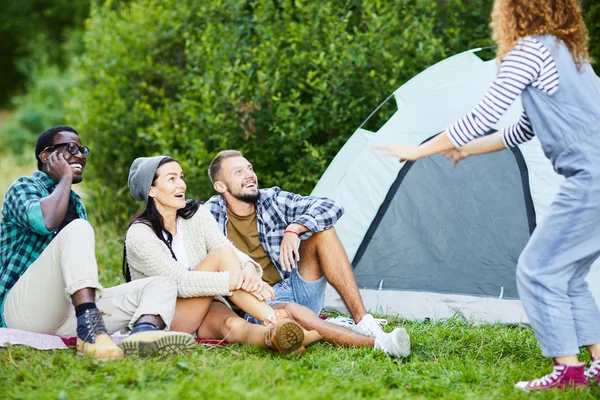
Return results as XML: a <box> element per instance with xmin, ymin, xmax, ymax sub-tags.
<box><xmin>124</xmin><ymin>156</ymin><xmax>321</xmax><ymax>354</ymax></box>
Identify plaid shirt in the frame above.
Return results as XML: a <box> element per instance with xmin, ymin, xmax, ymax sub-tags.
<box><xmin>0</xmin><ymin>171</ymin><xmax>86</xmax><ymax>327</ymax></box>
<box><xmin>205</xmin><ymin>187</ymin><xmax>343</xmax><ymax>278</ymax></box>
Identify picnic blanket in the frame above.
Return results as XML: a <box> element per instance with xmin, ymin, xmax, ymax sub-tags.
<box><xmin>0</xmin><ymin>328</ymin><xmax>227</xmax><ymax>351</ymax></box>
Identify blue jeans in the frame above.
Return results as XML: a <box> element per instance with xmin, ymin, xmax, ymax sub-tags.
<box><xmin>245</xmin><ymin>268</ymin><xmax>326</xmax><ymax>325</ymax></box>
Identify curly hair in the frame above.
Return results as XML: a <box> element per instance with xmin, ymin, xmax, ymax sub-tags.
<box><xmin>491</xmin><ymin>0</ymin><xmax>590</xmax><ymax>66</ymax></box>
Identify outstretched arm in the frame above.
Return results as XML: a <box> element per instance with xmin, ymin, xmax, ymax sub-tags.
<box><xmin>444</xmin><ymin>111</ymin><xmax>535</xmax><ymax>165</ymax></box>
<box><xmin>442</xmin><ymin>131</ymin><xmax>507</xmax><ymax>166</ymax></box>
<box><xmin>376</xmin><ymin>37</ymin><xmax>553</xmax><ymax>162</ymax></box>
<box><xmin>374</xmin><ymin>131</ymin><xmax>456</xmax><ymax>162</ymax></box>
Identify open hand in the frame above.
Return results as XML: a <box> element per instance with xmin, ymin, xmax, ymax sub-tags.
<box><xmin>279</xmin><ymin>231</ymin><xmax>300</xmax><ymax>272</ymax></box>
<box><xmin>373</xmin><ymin>144</ymin><xmax>421</xmax><ymax>162</ymax></box>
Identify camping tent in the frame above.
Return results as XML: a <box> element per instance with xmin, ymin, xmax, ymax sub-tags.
<box><xmin>312</xmin><ymin>49</ymin><xmax>600</xmax><ymax>324</ymax></box>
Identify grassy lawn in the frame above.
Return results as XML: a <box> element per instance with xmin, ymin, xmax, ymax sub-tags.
<box><xmin>1</xmin><ymin>143</ymin><xmax>599</xmax><ymax>398</ymax></box>
<box><xmin>2</xmin><ymin>318</ymin><xmax>599</xmax><ymax>399</ymax></box>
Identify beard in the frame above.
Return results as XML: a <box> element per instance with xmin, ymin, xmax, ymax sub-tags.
<box><xmin>230</xmin><ymin>187</ymin><xmax>260</xmax><ymax>203</ymax></box>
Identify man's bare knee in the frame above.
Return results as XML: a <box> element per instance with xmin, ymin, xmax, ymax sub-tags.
<box><xmin>301</xmin><ymin>228</ymin><xmax>338</xmax><ymax>257</ymax></box>
<box><xmin>308</xmin><ymin>227</ymin><xmax>337</xmax><ymax>242</ymax></box>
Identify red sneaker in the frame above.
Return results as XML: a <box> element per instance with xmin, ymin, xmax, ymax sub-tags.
<box><xmin>585</xmin><ymin>358</ymin><xmax>600</xmax><ymax>384</ymax></box>
<box><xmin>514</xmin><ymin>362</ymin><xmax>588</xmax><ymax>391</ymax></box>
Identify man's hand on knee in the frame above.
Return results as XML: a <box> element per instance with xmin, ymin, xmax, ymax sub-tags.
<box><xmin>280</xmin><ymin>227</ymin><xmax>302</xmax><ymax>272</ymax></box>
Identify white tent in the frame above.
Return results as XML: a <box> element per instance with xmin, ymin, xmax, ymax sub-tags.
<box><xmin>312</xmin><ymin>49</ymin><xmax>600</xmax><ymax>324</ymax></box>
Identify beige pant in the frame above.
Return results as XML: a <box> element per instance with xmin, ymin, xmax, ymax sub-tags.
<box><xmin>4</xmin><ymin>219</ymin><xmax>177</xmax><ymax>335</ymax></box>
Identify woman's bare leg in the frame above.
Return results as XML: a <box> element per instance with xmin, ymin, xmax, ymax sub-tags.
<box><xmin>197</xmin><ymin>302</ymin><xmax>269</xmax><ymax>348</ymax></box>
<box><xmin>170</xmin><ymin>296</ymin><xmax>214</xmax><ymax>334</ymax></box>
<box><xmin>193</xmin><ymin>247</ymin><xmax>274</xmax><ymax>322</ymax></box>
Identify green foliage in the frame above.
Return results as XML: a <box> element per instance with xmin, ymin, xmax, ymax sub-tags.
<box><xmin>0</xmin><ymin>0</ymin><xmax>90</xmax><ymax>105</ymax></box>
<box><xmin>582</xmin><ymin>0</ymin><xmax>600</xmax><ymax>73</ymax></box>
<box><xmin>69</xmin><ymin>0</ymin><xmax>494</xmax><ymax>224</ymax></box>
<box><xmin>2</xmin><ymin>66</ymin><xmax>75</xmax><ymax>159</ymax></box>
<box><xmin>5</xmin><ymin>0</ymin><xmax>596</xmax><ymax>227</ymax></box>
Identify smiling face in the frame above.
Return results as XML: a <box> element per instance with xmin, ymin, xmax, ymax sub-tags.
<box><xmin>148</xmin><ymin>161</ymin><xmax>187</xmax><ymax>212</ymax></box>
<box><xmin>215</xmin><ymin>156</ymin><xmax>259</xmax><ymax>203</ymax></box>
<box><xmin>43</xmin><ymin>131</ymin><xmax>87</xmax><ymax>184</ymax></box>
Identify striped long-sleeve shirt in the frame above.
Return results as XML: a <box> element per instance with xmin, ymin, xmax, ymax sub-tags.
<box><xmin>446</xmin><ymin>37</ymin><xmax>560</xmax><ymax>148</ymax></box>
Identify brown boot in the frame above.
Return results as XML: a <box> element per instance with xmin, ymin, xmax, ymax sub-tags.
<box><xmin>76</xmin><ymin>334</ymin><xmax>123</xmax><ymax>360</ymax></box>
<box><xmin>274</xmin><ymin>309</ymin><xmax>322</xmax><ymax>348</ymax></box>
<box><xmin>263</xmin><ymin>314</ymin><xmax>304</xmax><ymax>354</ymax></box>
<box><xmin>76</xmin><ymin>309</ymin><xmax>123</xmax><ymax>360</ymax></box>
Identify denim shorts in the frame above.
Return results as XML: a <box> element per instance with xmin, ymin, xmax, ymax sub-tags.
<box><xmin>245</xmin><ymin>268</ymin><xmax>326</xmax><ymax>324</ymax></box>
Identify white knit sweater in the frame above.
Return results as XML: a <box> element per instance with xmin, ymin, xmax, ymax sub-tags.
<box><xmin>126</xmin><ymin>206</ymin><xmax>262</xmax><ymax>298</ymax></box>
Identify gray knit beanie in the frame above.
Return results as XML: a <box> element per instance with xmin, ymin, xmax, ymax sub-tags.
<box><xmin>128</xmin><ymin>156</ymin><xmax>170</xmax><ymax>202</ymax></box>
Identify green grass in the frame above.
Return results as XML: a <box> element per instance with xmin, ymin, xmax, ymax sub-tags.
<box><xmin>1</xmin><ymin>148</ymin><xmax>599</xmax><ymax>399</ymax></box>
<box><xmin>2</xmin><ymin>318</ymin><xmax>599</xmax><ymax>399</ymax></box>
<box><xmin>0</xmin><ymin>156</ymin><xmax>37</xmax><ymax>209</ymax></box>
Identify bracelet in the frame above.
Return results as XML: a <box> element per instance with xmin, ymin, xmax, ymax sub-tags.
<box><xmin>284</xmin><ymin>229</ymin><xmax>300</xmax><ymax>236</ymax></box>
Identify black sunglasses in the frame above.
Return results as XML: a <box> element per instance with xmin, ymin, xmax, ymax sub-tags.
<box><xmin>43</xmin><ymin>142</ymin><xmax>90</xmax><ymax>159</ymax></box>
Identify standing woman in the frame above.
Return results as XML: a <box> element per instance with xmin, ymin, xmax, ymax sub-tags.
<box><xmin>376</xmin><ymin>0</ymin><xmax>600</xmax><ymax>391</ymax></box>
<box><xmin>125</xmin><ymin>156</ymin><xmax>321</xmax><ymax>355</ymax></box>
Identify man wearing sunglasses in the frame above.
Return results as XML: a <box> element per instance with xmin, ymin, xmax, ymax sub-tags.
<box><xmin>0</xmin><ymin>126</ymin><xmax>195</xmax><ymax>359</ymax></box>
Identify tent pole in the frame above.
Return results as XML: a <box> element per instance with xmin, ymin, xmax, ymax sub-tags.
<box><xmin>356</xmin><ymin>92</ymin><xmax>396</xmax><ymax>131</ymax></box>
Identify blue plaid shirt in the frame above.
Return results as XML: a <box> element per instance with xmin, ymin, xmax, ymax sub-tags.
<box><xmin>0</xmin><ymin>171</ymin><xmax>86</xmax><ymax>327</ymax></box>
<box><xmin>205</xmin><ymin>187</ymin><xmax>344</xmax><ymax>278</ymax></box>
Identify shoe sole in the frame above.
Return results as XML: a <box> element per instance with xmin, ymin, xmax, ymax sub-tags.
<box><xmin>393</xmin><ymin>328</ymin><xmax>411</xmax><ymax>357</ymax></box>
<box><xmin>118</xmin><ymin>333</ymin><xmax>197</xmax><ymax>358</ymax></box>
<box><xmin>272</xmin><ymin>321</ymin><xmax>304</xmax><ymax>354</ymax></box>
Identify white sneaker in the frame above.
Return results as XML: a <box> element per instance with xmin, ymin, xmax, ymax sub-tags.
<box><xmin>352</xmin><ymin>314</ymin><xmax>387</xmax><ymax>337</ymax></box>
<box><xmin>325</xmin><ymin>316</ymin><xmax>356</xmax><ymax>328</ymax></box>
<box><xmin>374</xmin><ymin>327</ymin><xmax>411</xmax><ymax>358</ymax></box>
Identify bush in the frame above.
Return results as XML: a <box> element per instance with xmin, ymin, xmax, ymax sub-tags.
<box><xmin>68</xmin><ymin>0</ymin><xmax>494</xmax><ymax>224</ymax></box>
<box><xmin>582</xmin><ymin>0</ymin><xmax>600</xmax><ymax>69</ymax></box>
<box><xmin>0</xmin><ymin>0</ymin><xmax>90</xmax><ymax>106</ymax></box>
<box><xmin>2</xmin><ymin>65</ymin><xmax>75</xmax><ymax>159</ymax></box>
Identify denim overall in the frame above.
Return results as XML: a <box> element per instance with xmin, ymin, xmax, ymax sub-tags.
<box><xmin>516</xmin><ymin>35</ymin><xmax>600</xmax><ymax>357</ymax></box>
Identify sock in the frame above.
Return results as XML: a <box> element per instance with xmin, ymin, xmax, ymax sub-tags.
<box><xmin>75</xmin><ymin>302</ymin><xmax>97</xmax><ymax>318</ymax></box>
<box><xmin>129</xmin><ymin>322</ymin><xmax>160</xmax><ymax>335</ymax></box>
<box><xmin>264</xmin><ymin>312</ymin><xmax>277</xmax><ymax>324</ymax></box>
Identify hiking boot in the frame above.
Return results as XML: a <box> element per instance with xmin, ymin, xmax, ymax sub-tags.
<box><xmin>374</xmin><ymin>327</ymin><xmax>411</xmax><ymax>358</ymax></box>
<box><xmin>274</xmin><ymin>309</ymin><xmax>322</xmax><ymax>348</ymax></box>
<box><xmin>76</xmin><ymin>309</ymin><xmax>123</xmax><ymax>360</ymax></box>
<box><xmin>353</xmin><ymin>314</ymin><xmax>387</xmax><ymax>338</ymax></box>
<box><xmin>514</xmin><ymin>362</ymin><xmax>588</xmax><ymax>391</ymax></box>
<box><xmin>118</xmin><ymin>331</ymin><xmax>197</xmax><ymax>358</ymax></box>
<box><xmin>585</xmin><ymin>357</ymin><xmax>600</xmax><ymax>384</ymax></box>
<box><xmin>264</xmin><ymin>311</ymin><xmax>304</xmax><ymax>354</ymax></box>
